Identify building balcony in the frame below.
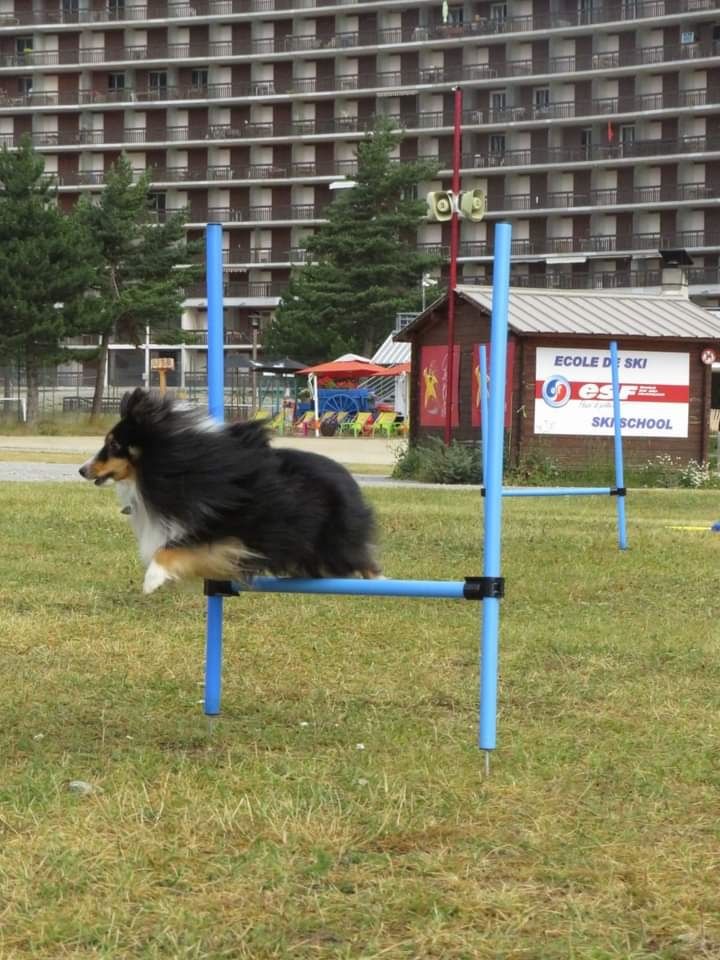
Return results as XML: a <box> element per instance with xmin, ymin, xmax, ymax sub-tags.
<box><xmin>502</xmin><ymin>269</ymin><xmax>665</xmax><ymax>289</ymax></box>
<box><xmin>476</xmin><ymin>88</ymin><xmax>715</xmax><ymax>128</ymax></box>
<box><xmin>497</xmin><ymin>266</ymin><xmax>720</xmax><ymax>291</ymax></box>
<box><xmin>498</xmin><ymin>183</ymin><xmax>718</xmax><ymax>213</ymax></box>
<box><xmin>50</xmin><ymin>159</ymin><xmax>357</xmax><ymax>187</ymax></box>
<box><xmin>0</xmin><ymin>0</ymin><xmax>715</xmax><ymax>33</ymax></box>
<box><xmin>3</xmin><ymin>42</ymin><xmax>719</xmax><ymax>110</ymax></box>
<box><xmin>182</xmin><ymin>279</ymin><xmax>286</xmax><ymax>299</ymax></box>
<box><xmin>175</xmin><ymin>264</ymin><xmax>720</xmax><ymax>303</ymax></box>
<box><xmin>443</xmin><ymin>134</ymin><xmax>720</xmax><ymax>174</ymax></box>
<box><xmin>12</xmin><ymin>23</ymin><xmax>719</xmax><ymax>68</ymax></box>
<box><xmin>419</xmin><ymin>231</ymin><xmax>720</xmax><ymax>260</ymax></box>
<box><xmin>63</xmin><ymin>327</ymin><xmax>253</xmax><ymax>347</ymax></box>
<box><xmin>0</xmin><ymin>0</ymin><xmax>439</xmax><ymax>29</ymax></box>
<box><xmin>186</xmin><ymin>203</ymin><xmax>329</xmax><ymax>224</ymax></box>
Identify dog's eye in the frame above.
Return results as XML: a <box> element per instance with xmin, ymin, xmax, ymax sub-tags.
<box><xmin>108</xmin><ymin>440</ymin><xmax>122</xmax><ymax>456</ymax></box>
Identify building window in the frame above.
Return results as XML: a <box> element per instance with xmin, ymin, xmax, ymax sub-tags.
<box><xmin>108</xmin><ymin>0</ymin><xmax>125</xmax><ymax>19</ymax></box>
<box><xmin>489</xmin><ymin>133</ymin><xmax>506</xmax><ymax>159</ymax></box>
<box><xmin>581</xmin><ymin>128</ymin><xmax>592</xmax><ymax>159</ymax></box>
<box><xmin>534</xmin><ymin>87</ymin><xmax>550</xmax><ymax>110</ymax></box>
<box><xmin>446</xmin><ymin>6</ymin><xmax>463</xmax><ymax>25</ymax></box>
<box><xmin>490</xmin><ymin>90</ymin><xmax>507</xmax><ymax>115</ymax></box>
<box><xmin>62</xmin><ymin>0</ymin><xmax>79</xmax><ymax>17</ymax></box>
<box><xmin>620</xmin><ymin>0</ymin><xmax>637</xmax><ymax>16</ymax></box>
<box><xmin>108</xmin><ymin>72</ymin><xmax>125</xmax><ymax>90</ymax></box>
<box><xmin>148</xmin><ymin>71</ymin><xmax>168</xmax><ymax>95</ymax></box>
<box><xmin>620</xmin><ymin>124</ymin><xmax>635</xmax><ymax>156</ymax></box>
<box><xmin>148</xmin><ymin>192</ymin><xmax>166</xmax><ymax>216</ymax></box>
<box><xmin>577</xmin><ymin>0</ymin><xmax>595</xmax><ymax>23</ymax></box>
<box><xmin>490</xmin><ymin>2</ymin><xmax>507</xmax><ymax>24</ymax></box>
<box><xmin>17</xmin><ymin>76</ymin><xmax>33</xmax><ymax>95</ymax></box>
<box><xmin>191</xmin><ymin>68</ymin><xmax>208</xmax><ymax>89</ymax></box>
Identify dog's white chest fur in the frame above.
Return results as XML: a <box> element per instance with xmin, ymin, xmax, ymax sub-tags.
<box><xmin>116</xmin><ymin>479</ymin><xmax>184</xmax><ymax>567</ymax></box>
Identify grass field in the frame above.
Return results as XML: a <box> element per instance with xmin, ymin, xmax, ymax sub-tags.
<box><xmin>0</xmin><ymin>415</ymin><xmax>118</xmax><ymax>437</ymax></box>
<box><xmin>1</xmin><ymin>483</ymin><xmax>719</xmax><ymax>959</ymax></box>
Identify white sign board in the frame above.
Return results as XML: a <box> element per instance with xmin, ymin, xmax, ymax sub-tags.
<box><xmin>534</xmin><ymin>347</ymin><xmax>689</xmax><ymax>438</ymax></box>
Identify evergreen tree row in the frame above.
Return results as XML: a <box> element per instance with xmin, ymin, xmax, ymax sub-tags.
<box><xmin>0</xmin><ymin>138</ymin><xmax>198</xmax><ymax>421</ymax></box>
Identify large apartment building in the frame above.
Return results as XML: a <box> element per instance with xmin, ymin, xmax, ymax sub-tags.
<box><xmin>0</xmin><ymin>0</ymin><xmax>719</xmax><ymax>388</ymax></box>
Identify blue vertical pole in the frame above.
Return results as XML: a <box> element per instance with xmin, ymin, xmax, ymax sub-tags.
<box><xmin>609</xmin><ymin>340</ymin><xmax>628</xmax><ymax>551</ymax></box>
<box><xmin>479</xmin><ymin>343</ymin><xmax>489</xmax><ymax>489</ymax></box>
<box><xmin>205</xmin><ymin>223</ymin><xmax>224</xmax><ymax>715</ymax></box>
<box><xmin>479</xmin><ymin>222</ymin><xmax>511</xmax><ymax>757</ymax></box>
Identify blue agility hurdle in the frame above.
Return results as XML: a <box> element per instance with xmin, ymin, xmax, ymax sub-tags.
<box><xmin>201</xmin><ymin>221</ymin><xmax>512</xmax><ymax>761</ymax></box>
<box><xmin>477</xmin><ymin>333</ymin><xmax>629</xmax><ymax>551</ymax></box>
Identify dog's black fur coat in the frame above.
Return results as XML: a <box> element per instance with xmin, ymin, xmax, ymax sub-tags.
<box><xmin>113</xmin><ymin>388</ymin><xmax>380</xmax><ymax>578</ymax></box>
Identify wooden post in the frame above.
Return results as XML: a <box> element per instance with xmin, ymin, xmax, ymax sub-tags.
<box><xmin>151</xmin><ymin>357</ymin><xmax>175</xmax><ymax>396</ymax></box>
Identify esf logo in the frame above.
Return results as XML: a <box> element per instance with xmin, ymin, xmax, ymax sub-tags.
<box><xmin>541</xmin><ymin>376</ymin><xmax>571</xmax><ymax>407</ymax></box>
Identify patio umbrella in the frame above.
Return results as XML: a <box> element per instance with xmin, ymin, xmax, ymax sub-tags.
<box><xmin>297</xmin><ymin>359</ymin><xmax>388</xmax><ymax>378</ymax></box>
<box><xmin>374</xmin><ymin>363</ymin><xmax>411</xmax><ymax>376</ymax></box>
<box><xmin>226</xmin><ymin>355</ymin><xmax>261</xmax><ymax>370</ymax></box>
<box><xmin>253</xmin><ymin>356</ymin><xmax>307</xmax><ymax>374</ymax></box>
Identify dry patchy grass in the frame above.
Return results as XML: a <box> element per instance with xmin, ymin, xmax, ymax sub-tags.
<box><xmin>0</xmin><ymin>483</ymin><xmax>719</xmax><ymax>959</ymax></box>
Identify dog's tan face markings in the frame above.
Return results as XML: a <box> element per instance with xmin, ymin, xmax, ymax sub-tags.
<box><xmin>80</xmin><ymin>431</ymin><xmax>136</xmax><ymax>483</ymax></box>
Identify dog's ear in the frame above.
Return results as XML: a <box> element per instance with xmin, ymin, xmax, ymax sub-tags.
<box><xmin>119</xmin><ymin>388</ymin><xmax>170</xmax><ymax>427</ymax></box>
<box><xmin>120</xmin><ymin>387</ymin><xmax>147</xmax><ymax>419</ymax></box>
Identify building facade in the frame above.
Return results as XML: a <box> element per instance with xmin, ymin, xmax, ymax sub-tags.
<box><xmin>0</xmin><ymin>0</ymin><xmax>719</xmax><ymax>390</ymax></box>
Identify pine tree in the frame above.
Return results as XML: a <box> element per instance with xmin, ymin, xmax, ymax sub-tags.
<box><xmin>266</xmin><ymin>121</ymin><xmax>440</xmax><ymax>363</ymax></box>
<box><xmin>75</xmin><ymin>155</ymin><xmax>199</xmax><ymax>418</ymax></box>
<box><xmin>0</xmin><ymin>138</ymin><xmax>96</xmax><ymax>422</ymax></box>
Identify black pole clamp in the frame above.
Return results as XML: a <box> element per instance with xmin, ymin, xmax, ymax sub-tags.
<box><xmin>463</xmin><ymin>576</ymin><xmax>505</xmax><ymax>600</ymax></box>
<box><xmin>610</xmin><ymin>487</ymin><xmax>627</xmax><ymax>497</ymax></box>
<box><xmin>204</xmin><ymin>579</ymin><xmax>238</xmax><ymax>597</ymax></box>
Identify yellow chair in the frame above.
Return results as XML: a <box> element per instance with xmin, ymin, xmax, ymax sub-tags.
<box><xmin>346</xmin><ymin>411</ymin><xmax>373</xmax><ymax>437</ymax></box>
<box><xmin>292</xmin><ymin>410</ymin><xmax>316</xmax><ymax>435</ymax></box>
<box><xmin>371</xmin><ymin>411</ymin><xmax>400</xmax><ymax>438</ymax></box>
<box><xmin>265</xmin><ymin>410</ymin><xmax>284</xmax><ymax>431</ymax></box>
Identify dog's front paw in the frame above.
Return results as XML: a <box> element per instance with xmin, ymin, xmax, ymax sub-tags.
<box><xmin>143</xmin><ymin>559</ymin><xmax>174</xmax><ymax>594</ymax></box>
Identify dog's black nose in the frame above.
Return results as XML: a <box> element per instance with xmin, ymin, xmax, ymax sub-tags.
<box><xmin>79</xmin><ymin>465</ymin><xmax>88</xmax><ymax>478</ymax></box>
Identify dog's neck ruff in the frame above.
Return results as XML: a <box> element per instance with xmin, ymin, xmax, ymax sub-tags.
<box><xmin>116</xmin><ymin>477</ymin><xmax>185</xmax><ymax>567</ymax></box>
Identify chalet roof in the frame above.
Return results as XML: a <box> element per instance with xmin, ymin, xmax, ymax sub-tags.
<box><xmin>395</xmin><ymin>286</ymin><xmax>720</xmax><ymax>341</ymax></box>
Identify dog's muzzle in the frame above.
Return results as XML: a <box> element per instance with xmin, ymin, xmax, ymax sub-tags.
<box><xmin>79</xmin><ymin>460</ymin><xmax>109</xmax><ymax>485</ymax></box>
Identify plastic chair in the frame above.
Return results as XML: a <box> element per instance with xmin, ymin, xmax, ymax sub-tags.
<box><xmin>348</xmin><ymin>411</ymin><xmax>373</xmax><ymax>437</ymax></box>
<box><xmin>265</xmin><ymin>411</ymin><xmax>284</xmax><ymax>431</ymax></box>
<box><xmin>371</xmin><ymin>411</ymin><xmax>399</xmax><ymax>438</ymax></box>
<box><xmin>292</xmin><ymin>411</ymin><xmax>316</xmax><ymax>435</ymax></box>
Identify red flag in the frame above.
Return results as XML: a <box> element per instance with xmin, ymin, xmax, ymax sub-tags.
<box><xmin>607</xmin><ymin>120</ymin><xmax>615</xmax><ymax>143</ymax></box>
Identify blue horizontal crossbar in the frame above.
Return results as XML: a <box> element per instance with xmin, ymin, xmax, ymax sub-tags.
<box><xmin>231</xmin><ymin>576</ymin><xmax>468</xmax><ymax>600</ymax></box>
<box><xmin>502</xmin><ymin>486</ymin><xmax>613</xmax><ymax>498</ymax></box>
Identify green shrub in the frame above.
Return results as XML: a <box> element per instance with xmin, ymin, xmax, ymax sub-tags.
<box><xmin>393</xmin><ymin>437</ymin><xmax>482</xmax><ymax>485</ymax></box>
<box><xmin>505</xmin><ymin>453</ymin><xmax>561</xmax><ymax>485</ymax></box>
<box><xmin>36</xmin><ymin>419</ymin><xmax>61</xmax><ymax>436</ymax></box>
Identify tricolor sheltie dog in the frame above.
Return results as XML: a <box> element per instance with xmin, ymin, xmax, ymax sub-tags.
<box><xmin>79</xmin><ymin>388</ymin><xmax>381</xmax><ymax>593</ymax></box>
